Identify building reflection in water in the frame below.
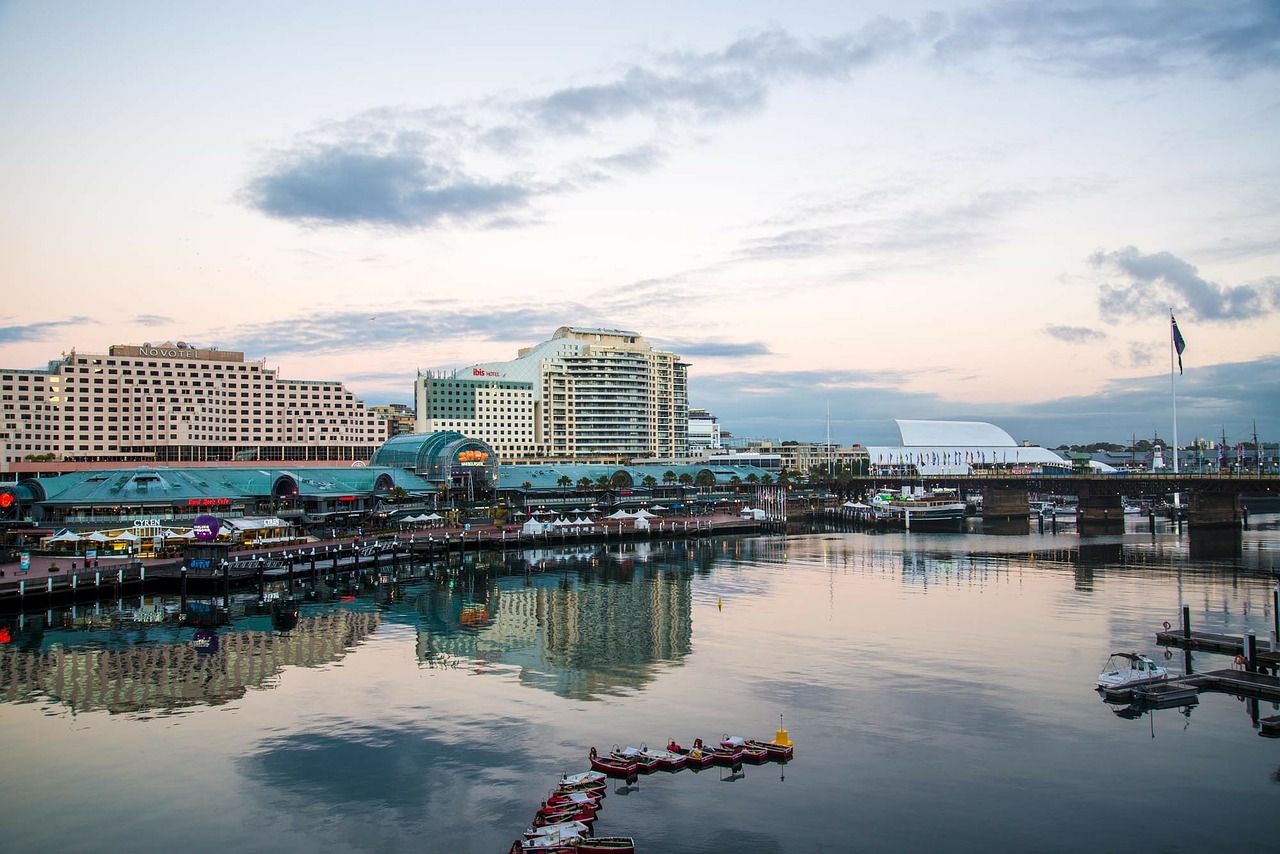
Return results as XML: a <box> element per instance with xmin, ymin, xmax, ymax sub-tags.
<box><xmin>0</xmin><ymin>610</ymin><xmax>380</xmax><ymax>715</ymax></box>
<box><xmin>413</xmin><ymin>544</ymin><xmax>694</xmax><ymax>700</ymax></box>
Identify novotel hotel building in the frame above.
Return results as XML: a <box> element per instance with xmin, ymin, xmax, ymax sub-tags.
<box><xmin>0</xmin><ymin>341</ymin><xmax>386</xmax><ymax>476</ymax></box>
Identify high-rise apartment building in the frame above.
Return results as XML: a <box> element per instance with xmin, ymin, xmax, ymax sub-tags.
<box><xmin>0</xmin><ymin>341</ymin><xmax>385</xmax><ymax>475</ymax></box>
<box><xmin>435</xmin><ymin>327</ymin><xmax>688</xmax><ymax>462</ymax></box>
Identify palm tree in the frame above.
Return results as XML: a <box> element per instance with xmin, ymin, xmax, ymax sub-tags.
<box><xmin>557</xmin><ymin>475</ymin><xmax>572</xmax><ymax>489</ymax></box>
<box><xmin>642</xmin><ymin>475</ymin><xmax>657</xmax><ymax>488</ymax></box>
<box><xmin>679</xmin><ymin>472</ymin><xmax>694</xmax><ymax>486</ymax></box>
<box><xmin>729</xmin><ymin>474</ymin><xmax>742</xmax><ymax>491</ymax></box>
<box><xmin>595</xmin><ymin>474</ymin><xmax>611</xmax><ymax>490</ymax></box>
<box><xmin>521</xmin><ymin>481</ymin><xmax>533</xmax><ymax>491</ymax></box>
<box><xmin>577</xmin><ymin>476</ymin><xmax>593</xmax><ymax>490</ymax></box>
<box><xmin>761</xmin><ymin>474</ymin><xmax>773</xmax><ymax>485</ymax></box>
<box><xmin>746</xmin><ymin>473</ymin><xmax>760</xmax><ymax>485</ymax></box>
<box><xmin>663</xmin><ymin>469</ymin><xmax>677</xmax><ymax>485</ymax></box>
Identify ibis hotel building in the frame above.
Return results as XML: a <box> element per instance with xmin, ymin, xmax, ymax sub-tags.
<box><xmin>417</xmin><ymin>327</ymin><xmax>689</xmax><ymax>463</ymax></box>
<box><xmin>0</xmin><ymin>341</ymin><xmax>386</xmax><ymax>477</ymax></box>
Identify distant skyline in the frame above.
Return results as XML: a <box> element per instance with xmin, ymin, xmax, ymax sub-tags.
<box><xmin>2</xmin><ymin>2</ymin><xmax>1277</xmax><ymax>449</ymax></box>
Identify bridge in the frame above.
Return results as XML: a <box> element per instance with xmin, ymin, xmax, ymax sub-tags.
<box><xmin>833</xmin><ymin>472</ymin><xmax>1280</xmax><ymax>529</ymax></box>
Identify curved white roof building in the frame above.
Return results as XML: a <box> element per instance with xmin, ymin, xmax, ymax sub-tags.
<box><xmin>863</xmin><ymin>420</ymin><xmax>1110</xmax><ymax>475</ymax></box>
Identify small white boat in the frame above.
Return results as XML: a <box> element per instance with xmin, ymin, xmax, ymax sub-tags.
<box><xmin>1096</xmin><ymin>652</ymin><xmax>1168</xmax><ymax>689</ymax></box>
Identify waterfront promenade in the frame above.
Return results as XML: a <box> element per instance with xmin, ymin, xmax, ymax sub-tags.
<box><xmin>0</xmin><ymin>510</ymin><xmax>764</xmax><ymax>610</ymax></box>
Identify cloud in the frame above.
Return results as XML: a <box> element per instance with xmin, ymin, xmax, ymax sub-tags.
<box><xmin>0</xmin><ymin>318</ymin><xmax>93</xmax><ymax>345</ymax></box>
<box><xmin>1091</xmin><ymin>246</ymin><xmax>1280</xmax><ymax>321</ymax></box>
<box><xmin>936</xmin><ymin>0</ymin><xmax>1280</xmax><ymax>79</ymax></box>
<box><xmin>216</xmin><ymin>306</ymin><xmax>590</xmax><ymax>359</ymax></box>
<box><xmin>243</xmin><ymin>3</ymin><xmax>1278</xmax><ymax>231</ymax></box>
<box><xmin>660</xmin><ymin>340</ymin><xmax>773</xmax><ymax>358</ymax></box>
<box><xmin>1044</xmin><ymin>325</ymin><xmax>1106</xmax><ymax>344</ymax></box>
<box><xmin>244</xmin><ymin>136</ymin><xmax>538</xmax><ymax>229</ymax></box>
<box><xmin>692</xmin><ymin>356</ymin><xmax>1280</xmax><ymax>447</ymax></box>
<box><xmin>130</xmin><ymin>314</ymin><xmax>174</xmax><ymax>326</ymax></box>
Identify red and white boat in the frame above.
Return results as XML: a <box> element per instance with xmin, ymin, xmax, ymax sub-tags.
<box><xmin>573</xmin><ymin>837</ymin><xmax>636</xmax><ymax>853</ymax></box>
<box><xmin>719</xmin><ymin>735</ymin><xmax>769</xmax><ymax>763</ymax></box>
<box><xmin>665</xmin><ymin>738</ymin><xmax>713</xmax><ymax>768</ymax></box>
<box><xmin>558</xmin><ymin>771</ymin><xmax>607</xmax><ymax>792</ymax></box>
<box><xmin>588</xmin><ymin>746</ymin><xmax>638</xmax><ymax>776</ymax></box>
<box><xmin>533</xmin><ymin>806</ymin><xmax>597</xmax><ymax>829</ymax></box>
<box><xmin>610</xmin><ymin>744</ymin><xmax>660</xmax><ymax>773</ymax></box>
<box><xmin>523</xmin><ymin>819</ymin><xmax>590</xmax><ymax>840</ymax></box>
<box><xmin>511</xmin><ymin>835</ymin><xmax>579</xmax><ymax>854</ymax></box>
<box><xmin>635</xmin><ymin>743</ymin><xmax>686</xmax><ymax>771</ymax></box>
<box><xmin>744</xmin><ymin>737</ymin><xmax>794</xmax><ymax>760</ymax></box>
<box><xmin>536</xmin><ymin>797</ymin><xmax>599</xmax><ymax>821</ymax></box>
<box><xmin>544</xmin><ymin>790</ymin><xmax>602</xmax><ymax>812</ymax></box>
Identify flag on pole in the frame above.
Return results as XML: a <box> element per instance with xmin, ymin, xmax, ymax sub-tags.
<box><xmin>1171</xmin><ymin>315</ymin><xmax>1186</xmax><ymax>374</ymax></box>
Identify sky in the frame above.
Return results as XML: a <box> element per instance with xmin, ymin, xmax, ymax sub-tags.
<box><xmin>1</xmin><ymin>1</ymin><xmax>1278</xmax><ymax>449</ymax></box>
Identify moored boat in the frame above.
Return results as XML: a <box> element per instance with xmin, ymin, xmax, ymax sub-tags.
<box><xmin>588</xmin><ymin>746</ymin><xmax>638</xmax><ymax>776</ymax></box>
<box><xmin>1096</xmin><ymin>652</ymin><xmax>1168</xmax><ymax>689</ymax></box>
<box><xmin>559</xmin><ymin>771</ymin><xmax>607</xmax><ymax>790</ymax></box>
<box><xmin>573</xmin><ymin>837</ymin><xmax>636</xmax><ymax>853</ymax></box>
<box><xmin>636</xmin><ymin>743</ymin><xmax>686</xmax><ymax>771</ymax></box>
<box><xmin>719</xmin><ymin>735</ymin><xmax>768</xmax><ymax>763</ymax></box>
<box><xmin>610</xmin><ymin>744</ymin><xmax>661</xmax><ymax>773</ymax></box>
<box><xmin>665</xmin><ymin>738</ymin><xmax>713</xmax><ymax>768</ymax></box>
<box><xmin>871</xmin><ymin>489</ymin><xmax>966</xmax><ymax>531</ymax></box>
<box><xmin>744</xmin><ymin>737</ymin><xmax>794</xmax><ymax>760</ymax></box>
<box><xmin>544</xmin><ymin>790</ymin><xmax>603</xmax><ymax>811</ymax></box>
<box><xmin>537</xmin><ymin>797</ymin><xmax>599</xmax><ymax>820</ymax></box>
<box><xmin>524</xmin><ymin>820</ymin><xmax>591</xmax><ymax>840</ymax></box>
<box><xmin>533</xmin><ymin>807</ymin><xmax>597</xmax><ymax>829</ymax></box>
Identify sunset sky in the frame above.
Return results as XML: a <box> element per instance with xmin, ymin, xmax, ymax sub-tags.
<box><xmin>2</xmin><ymin>1</ymin><xmax>1277</xmax><ymax>447</ymax></box>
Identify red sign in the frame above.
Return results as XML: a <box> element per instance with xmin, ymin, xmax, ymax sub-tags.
<box><xmin>186</xmin><ymin>498</ymin><xmax>231</xmax><ymax>506</ymax></box>
<box><xmin>0</xmin><ymin>493</ymin><xmax>14</xmax><ymax>509</ymax></box>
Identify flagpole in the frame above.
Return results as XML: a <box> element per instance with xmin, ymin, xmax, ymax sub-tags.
<box><xmin>1170</xmin><ymin>311</ymin><xmax>1180</xmax><ymax>510</ymax></box>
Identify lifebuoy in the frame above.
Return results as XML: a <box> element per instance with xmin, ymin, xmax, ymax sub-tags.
<box><xmin>1235</xmin><ymin>655</ymin><xmax>1246</xmax><ymax>666</ymax></box>
<box><xmin>589</xmin><ymin>746</ymin><xmax>597</xmax><ymax>758</ymax></box>
<box><xmin>1163</xmin><ymin>621</ymin><xmax>1172</xmax><ymax>630</ymax></box>
<box><xmin>1164</xmin><ymin>650</ymin><xmax>1173</xmax><ymax>660</ymax></box>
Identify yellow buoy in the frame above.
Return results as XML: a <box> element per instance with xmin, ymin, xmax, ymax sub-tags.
<box><xmin>718</xmin><ymin>598</ymin><xmax>722</xmax><ymax>611</ymax></box>
<box><xmin>774</xmin><ymin>713</ymin><xmax>793</xmax><ymax>747</ymax></box>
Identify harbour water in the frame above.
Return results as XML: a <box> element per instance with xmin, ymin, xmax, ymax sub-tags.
<box><xmin>2</xmin><ymin>517</ymin><xmax>1279</xmax><ymax>853</ymax></box>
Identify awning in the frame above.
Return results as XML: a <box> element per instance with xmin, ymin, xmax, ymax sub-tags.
<box><xmin>223</xmin><ymin>517</ymin><xmax>290</xmax><ymax>532</ymax></box>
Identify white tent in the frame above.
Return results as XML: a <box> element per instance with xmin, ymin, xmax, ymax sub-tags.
<box><xmin>114</xmin><ymin>531</ymin><xmax>141</xmax><ymax>542</ymax></box>
<box><xmin>84</xmin><ymin>531</ymin><xmax>111</xmax><ymax>543</ymax></box>
<box><xmin>46</xmin><ymin>531</ymin><xmax>83</xmax><ymax>543</ymax></box>
<box><xmin>422</xmin><ymin>512</ymin><xmax>444</xmax><ymax>521</ymax></box>
<box><xmin>605</xmin><ymin>510</ymin><xmax>633</xmax><ymax>520</ymax></box>
<box><xmin>649</xmin><ymin>504</ymin><xmax>667</xmax><ymax>511</ymax></box>
<box><xmin>632</xmin><ymin>509</ymin><xmax>658</xmax><ymax>519</ymax></box>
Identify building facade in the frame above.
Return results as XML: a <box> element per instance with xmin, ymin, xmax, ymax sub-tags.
<box><xmin>0</xmin><ymin>341</ymin><xmax>386</xmax><ymax>477</ymax></box>
<box><xmin>436</xmin><ymin>327</ymin><xmax>689</xmax><ymax>462</ymax></box>
<box><xmin>687</xmin><ymin>408</ymin><xmax>721</xmax><ymax>455</ymax></box>
<box><xmin>413</xmin><ymin>373</ymin><xmax>540</xmax><ymax>461</ymax></box>
<box><xmin>371</xmin><ymin>403</ymin><xmax>416</xmax><ymax>437</ymax></box>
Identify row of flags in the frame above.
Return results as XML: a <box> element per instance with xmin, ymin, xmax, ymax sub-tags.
<box><xmin>876</xmin><ymin>450</ymin><xmax>1015</xmax><ymax>465</ymax></box>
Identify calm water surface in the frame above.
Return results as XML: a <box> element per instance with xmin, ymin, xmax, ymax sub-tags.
<box><xmin>2</xmin><ymin>518</ymin><xmax>1279</xmax><ymax>853</ymax></box>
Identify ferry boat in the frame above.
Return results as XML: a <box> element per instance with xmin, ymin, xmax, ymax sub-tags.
<box><xmin>872</xmin><ymin>490</ymin><xmax>966</xmax><ymax>531</ymax></box>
